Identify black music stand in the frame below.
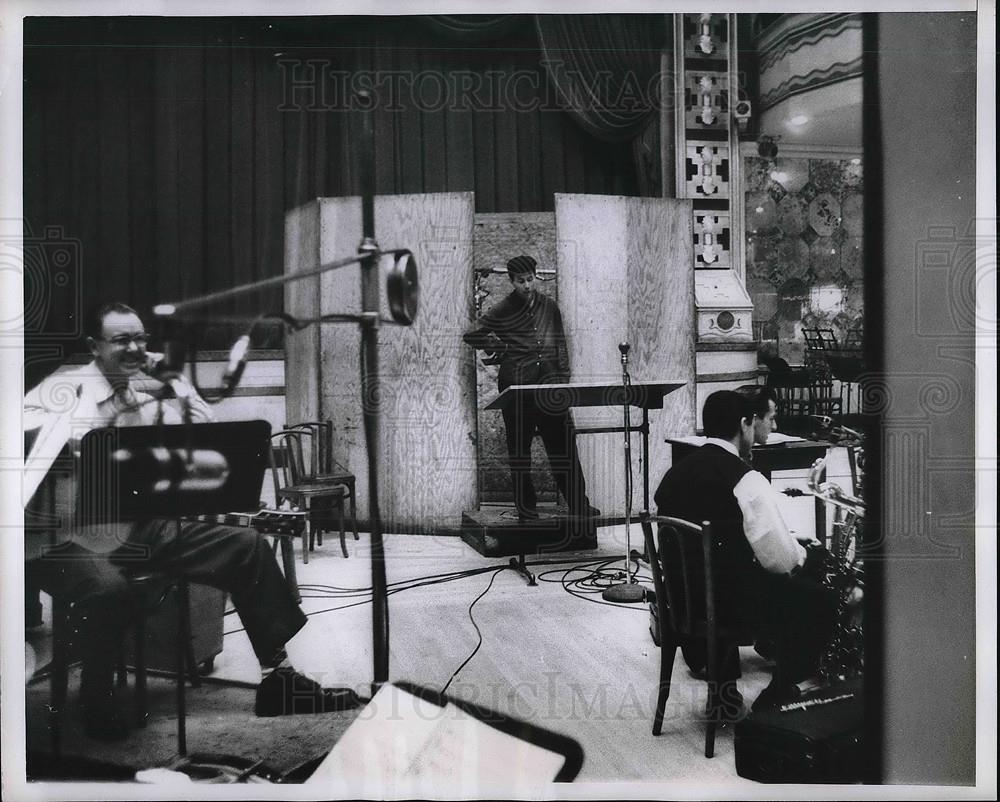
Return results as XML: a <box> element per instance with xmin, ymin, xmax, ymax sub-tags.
<box><xmin>77</xmin><ymin>421</ymin><xmax>271</xmax><ymax>756</ymax></box>
<box><xmin>486</xmin><ymin>380</ymin><xmax>684</xmax><ymax>514</ymax></box>
<box><xmin>468</xmin><ymin>381</ymin><xmax>683</xmax><ymax>584</ymax></box>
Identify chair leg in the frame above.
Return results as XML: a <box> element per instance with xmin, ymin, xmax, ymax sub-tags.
<box><xmin>134</xmin><ymin>609</ymin><xmax>148</xmax><ymax>727</ymax></box>
<box><xmin>350</xmin><ymin>491</ymin><xmax>359</xmax><ymax>541</ymax></box>
<box><xmin>276</xmin><ymin>536</ymin><xmax>301</xmax><ymax>603</ymax></box>
<box><xmin>50</xmin><ymin>599</ymin><xmax>71</xmax><ymax>758</ymax></box>
<box><xmin>339</xmin><ymin>503</ymin><xmax>348</xmax><ymax>558</ymax></box>
<box><xmin>302</xmin><ymin>502</ymin><xmax>311</xmax><ymax>565</ymax></box>
<box><xmin>704</xmin><ymin>647</ymin><xmax>720</xmax><ymax>758</ymax></box>
<box><xmin>652</xmin><ymin>640</ymin><xmax>677</xmax><ymax>736</ymax></box>
<box><xmin>175</xmin><ymin>581</ymin><xmax>189</xmax><ymax>757</ymax></box>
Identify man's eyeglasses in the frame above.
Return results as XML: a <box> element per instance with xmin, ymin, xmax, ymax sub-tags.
<box><xmin>97</xmin><ymin>333</ymin><xmax>150</xmax><ymax>347</ymax></box>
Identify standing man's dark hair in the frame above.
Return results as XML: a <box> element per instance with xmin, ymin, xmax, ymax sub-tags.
<box><xmin>506</xmin><ymin>255</ymin><xmax>537</xmax><ymax>276</ymax></box>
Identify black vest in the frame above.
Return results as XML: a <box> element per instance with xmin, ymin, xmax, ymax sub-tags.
<box><xmin>653</xmin><ymin>443</ymin><xmax>760</xmax><ymax>587</ymax></box>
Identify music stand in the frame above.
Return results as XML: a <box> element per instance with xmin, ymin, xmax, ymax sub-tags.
<box><xmin>77</xmin><ymin>420</ymin><xmax>272</xmax><ymax>755</ymax></box>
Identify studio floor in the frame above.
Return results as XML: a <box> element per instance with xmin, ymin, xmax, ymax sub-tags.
<box><xmin>24</xmin><ymin>449</ymin><xmax>856</xmax><ymax>792</ymax></box>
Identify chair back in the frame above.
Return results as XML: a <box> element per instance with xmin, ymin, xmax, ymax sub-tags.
<box><xmin>286</xmin><ymin>421</ymin><xmax>351</xmax><ymax>477</ymax></box>
<box><xmin>640</xmin><ymin>513</ymin><xmax>717</xmax><ymax>639</ymax></box>
<box><xmin>285</xmin><ymin>422</ymin><xmax>331</xmax><ymax>476</ymax></box>
<box><xmin>269</xmin><ymin>429</ymin><xmax>313</xmax><ymax>499</ymax></box>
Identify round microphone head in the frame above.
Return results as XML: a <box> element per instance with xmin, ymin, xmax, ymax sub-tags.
<box><xmin>619</xmin><ymin>342</ymin><xmax>630</xmax><ymax>355</ymax></box>
<box><xmin>384</xmin><ymin>249</ymin><xmax>419</xmax><ymax>326</ymax></box>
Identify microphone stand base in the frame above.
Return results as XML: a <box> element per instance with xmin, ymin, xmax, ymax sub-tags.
<box><xmin>601</xmin><ymin>582</ymin><xmax>646</xmax><ymax>603</ymax></box>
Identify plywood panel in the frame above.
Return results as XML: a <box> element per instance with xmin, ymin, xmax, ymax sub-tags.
<box><xmin>291</xmin><ymin>194</ymin><xmax>477</xmax><ymax>532</ymax></box>
<box><xmin>370</xmin><ymin>193</ymin><xmax>478</xmax><ymax>532</ymax></box>
<box><xmin>555</xmin><ymin>194</ymin><xmax>695</xmax><ymax>517</ymax></box>
<box><xmin>283</xmin><ymin>201</ymin><xmax>322</xmax><ymax>431</ymax></box>
<box><xmin>316</xmin><ymin>198</ymin><xmax>364</xmax><ymax>527</ymax></box>
<box><xmin>626</xmin><ymin>198</ymin><xmax>696</xmax><ymax>500</ymax></box>
<box><xmin>555</xmin><ymin>195</ymin><xmax>630</xmax><ymax>517</ymax></box>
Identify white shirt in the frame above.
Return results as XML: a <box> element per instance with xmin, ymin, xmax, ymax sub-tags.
<box><xmin>703</xmin><ymin>437</ymin><xmax>808</xmax><ymax>575</ymax></box>
<box><xmin>23</xmin><ymin>362</ymin><xmax>215</xmax><ymax>551</ymax></box>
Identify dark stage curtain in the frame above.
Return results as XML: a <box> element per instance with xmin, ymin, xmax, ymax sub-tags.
<box><xmin>22</xmin><ymin>17</ymin><xmax>644</xmax><ymax>387</ymax></box>
<box><xmin>535</xmin><ymin>14</ymin><xmax>668</xmax><ymax>143</ymax></box>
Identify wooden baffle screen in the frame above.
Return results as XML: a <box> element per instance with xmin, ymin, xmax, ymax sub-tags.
<box><xmin>284</xmin><ymin>192</ymin><xmax>694</xmax><ymax>536</ymax></box>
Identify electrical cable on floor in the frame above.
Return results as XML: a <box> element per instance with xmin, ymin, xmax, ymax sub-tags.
<box><xmin>223</xmin><ymin>551</ymin><xmax>652</xmax><ymax>638</ymax></box>
<box><xmin>535</xmin><ymin>555</ymin><xmax>653</xmax><ymax>610</ymax></box>
<box><xmin>440</xmin><ymin>566</ymin><xmax>508</xmax><ymax>695</ymax></box>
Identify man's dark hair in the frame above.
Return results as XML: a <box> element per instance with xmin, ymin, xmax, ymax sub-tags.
<box><xmin>702</xmin><ymin>390</ymin><xmax>755</xmax><ymax>439</ymax></box>
<box><xmin>506</xmin><ymin>255</ymin><xmax>537</xmax><ymax>277</ymax></box>
<box><xmin>736</xmin><ymin>384</ymin><xmax>777</xmax><ymax>419</ymax></box>
<box><xmin>85</xmin><ymin>301</ymin><xmax>140</xmax><ymax>339</ymax></box>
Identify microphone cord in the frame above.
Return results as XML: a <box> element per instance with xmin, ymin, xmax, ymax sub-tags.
<box><xmin>440</xmin><ymin>566</ymin><xmax>508</xmax><ymax>695</ymax></box>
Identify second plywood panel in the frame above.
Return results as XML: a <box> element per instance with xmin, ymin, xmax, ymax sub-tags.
<box><xmin>555</xmin><ymin>194</ymin><xmax>695</xmax><ymax>518</ymax></box>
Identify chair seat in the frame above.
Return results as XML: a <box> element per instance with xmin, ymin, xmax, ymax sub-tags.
<box><xmin>278</xmin><ymin>482</ymin><xmax>350</xmax><ymax>499</ymax></box>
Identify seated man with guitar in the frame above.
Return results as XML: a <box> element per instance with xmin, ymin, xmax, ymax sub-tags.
<box><xmin>24</xmin><ymin>302</ymin><xmax>362</xmax><ymax>741</ymax></box>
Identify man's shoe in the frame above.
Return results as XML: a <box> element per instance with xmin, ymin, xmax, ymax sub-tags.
<box><xmin>517</xmin><ymin>507</ymin><xmax>540</xmax><ymax>521</ymax></box>
<box><xmin>571</xmin><ymin>504</ymin><xmax>601</xmax><ymax>518</ymax></box>
<box><xmin>752</xmin><ymin>681</ymin><xmax>801</xmax><ymax>712</ymax></box>
<box><xmin>255</xmin><ymin>667</ymin><xmax>364</xmax><ymax>717</ymax></box>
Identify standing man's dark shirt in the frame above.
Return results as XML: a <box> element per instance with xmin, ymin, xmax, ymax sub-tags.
<box><xmin>464</xmin><ymin>289</ymin><xmax>569</xmax><ymax>391</ymax></box>
<box><xmin>464</xmin><ymin>255</ymin><xmax>596</xmax><ymax>520</ymax></box>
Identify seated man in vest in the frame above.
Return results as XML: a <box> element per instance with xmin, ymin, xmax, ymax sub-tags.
<box><xmin>24</xmin><ymin>302</ymin><xmax>363</xmax><ymax>741</ymax></box>
<box><xmin>653</xmin><ymin>390</ymin><xmax>837</xmax><ymax>712</ymax></box>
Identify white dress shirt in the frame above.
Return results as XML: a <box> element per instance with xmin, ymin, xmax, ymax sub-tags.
<box><xmin>703</xmin><ymin>437</ymin><xmax>807</xmax><ymax>575</ymax></box>
<box><xmin>23</xmin><ymin>361</ymin><xmax>216</xmax><ymax>551</ymax></box>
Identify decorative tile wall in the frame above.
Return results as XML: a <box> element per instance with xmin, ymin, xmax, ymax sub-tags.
<box><xmin>744</xmin><ymin>154</ymin><xmax>864</xmax><ymax>364</ymax></box>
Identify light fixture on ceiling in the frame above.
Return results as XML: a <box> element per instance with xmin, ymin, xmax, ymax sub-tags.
<box><xmin>788</xmin><ymin>114</ymin><xmax>810</xmax><ymax>126</ymax></box>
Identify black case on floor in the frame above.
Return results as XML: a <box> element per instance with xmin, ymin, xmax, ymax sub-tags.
<box><xmin>735</xmin><ymin>679</ymin><xmax>864</xmax><ymax>784</ymax></box>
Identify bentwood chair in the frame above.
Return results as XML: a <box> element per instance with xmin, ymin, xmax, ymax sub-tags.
<box><xmin>640</xmin><ymin>513</ymin><xmax>755</xmax><ymax>758</ymax></box>
<box><xmin>286</xmin><ymin>421</ymin><xmax>359</xmax><ymax>548</ymax></box>
<box><xmin>270</xmin><ymin>429</ymin><xmax>352</xmax><ymax>562</ymax></box>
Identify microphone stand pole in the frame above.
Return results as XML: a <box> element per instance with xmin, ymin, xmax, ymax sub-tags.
<box><xmin>602</xmin><ymin>343</ymin><xmax>645</xmax><ymax>603</ymax></box>
<box><xmin>358</xmin><ymin>90</ymin><xmax>390</xmax><ymax>693</ymax></box>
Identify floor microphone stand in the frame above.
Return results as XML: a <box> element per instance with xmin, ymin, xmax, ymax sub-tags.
<box><xmin>602</xmin><ymin>343</ymin><xmax>645</xmax><ymax>603</ymax></box>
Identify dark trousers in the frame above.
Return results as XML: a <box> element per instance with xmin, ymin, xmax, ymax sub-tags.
<box><xmin>29</xmin><ymin>520</ymin><xmax>307</xmax><ymax>690</ymax></box>
<box><xmin>739</xmin><ymin>568</ymin><xmax>838</xmax><ymax>686</ymax></box>
<box><xmin>683</xmin><ymin>566</ymin><xmax>837</xmax><ymax>688</ymax></box>
<box><xmin>501</xmin><ymin>393</ymin><xmax>588</xmax><ymax>514</ymax></box>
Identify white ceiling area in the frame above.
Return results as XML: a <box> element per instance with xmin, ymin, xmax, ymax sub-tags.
<box><xmin>757</xmin><ymin>77</ymin><xmax>863</xmax><ymax>150</ymax></box>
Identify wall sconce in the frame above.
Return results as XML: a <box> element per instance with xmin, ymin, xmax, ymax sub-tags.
<box><xmin>757</xmin><ymin>134</ymin><xmax>779</xmax><ymax>159</ymax></box>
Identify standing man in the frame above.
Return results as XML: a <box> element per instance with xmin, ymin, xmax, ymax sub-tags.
<box><xmin>24</xmin><ymin>302</ymin><xmax>362</xmax><ymax>741</ymax></box>
<box><xmin>653</xmin><ymin>390</ymin><xmax>836</xmax><ymax>712</ymax></box>
<box><xmin>464</xmin><ymin>255</ymin><xmax>599</xmax><ymax>521</ymax></box>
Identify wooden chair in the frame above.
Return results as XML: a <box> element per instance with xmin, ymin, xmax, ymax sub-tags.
<box><xmin>640</xmin><ymin>513</ymin><xmax>755</xmax><ymax>758</ymax></box>
<box><xmin>270</xmin><ymin>429</ymin><xmax>352</xmax><ymax>562</ymax></box>
<box><xmin>286</xmin><ymin>421</ymin><xmax>359</xmax><ymax>548</ymax></box>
